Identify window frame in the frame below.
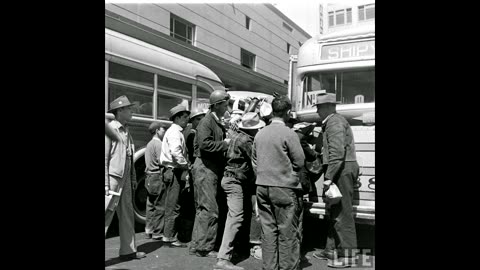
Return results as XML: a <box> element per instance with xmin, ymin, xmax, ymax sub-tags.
<box><xmin>170</xmin><ymin>14</ymin><xmax>196</xmax><ymax>45</ymax></box>
<box><xmin>358</xmin><ymin>4</ymin><xmax>375</xmax><ymax>22</ymax></box>
<box><xmin>240</xmin><ymin>48</ymin><xmax>256</xmax><ymax>70</ymax></box>
<box><xmin>246</xmin><ymin>16</ymin><xmax>251</xmax><ymax>30</ymax></box>
<box><xmin>328</xmin><ymin>8</ymin><xmax>353</xmax><ymax>27</ymax></box>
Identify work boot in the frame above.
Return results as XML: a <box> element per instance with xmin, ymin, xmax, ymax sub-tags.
<box><xmin>213</xmin><ymin>259</ymin><xmax>244</xmax><ymax>270</ymax></box>
<box><xmin>119</xmin><ymin>252</ymin><xmax>146</xmax><ymax>260</ymax></box>
<box><xmin>170</xmin><ymin>240</ymin><xmax>188</xmax><ymax>247</ymax></box>
<box><xmin>162</xmin><ymin>236</ymin><xmax>177</xmax><ymax>243</ymax></box>
<box><xmin>313</xmin><ymin>249</ymin><xmax>335</xmax><ymax>260</ymax></box>
<box><xmin>196</xmin><ymin>250</ymin><xmax>218</xmax><ymax>258</ymax></box>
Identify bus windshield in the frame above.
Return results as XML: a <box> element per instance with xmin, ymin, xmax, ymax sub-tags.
<box><xmin>303</xmin><ymin>67</ymin><xmax>375</xmax><ymax>105</ymax></box>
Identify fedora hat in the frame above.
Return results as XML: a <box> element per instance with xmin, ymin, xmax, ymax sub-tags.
<box><xmin>189</xmin><ymin>108</ymin><xmax>207</xmax><ymax>122</ymax></box>
<box><xmin>312</xmin><ymin>93</ymin><xmax>340</xmax><ymax>107</ymax></box>
<box><xmin>108</xmin><ymin>95</ymin><xmax>135</xmax><ymax>113</ymax></box>
<box><xmin>169</xmin><ymin>105</ymin><xmax>191</xmax><ymax>120</ymax></box>
<box><xmin>237</xmin><ymin>112</ymin><xmax>265</xmax><ymax>130</ymax></box>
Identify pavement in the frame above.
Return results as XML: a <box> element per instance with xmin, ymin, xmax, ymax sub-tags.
<box><xmin>105</xmin><ymin>216</ymin><xmax>375</xmax><ymax>270</ymax></box>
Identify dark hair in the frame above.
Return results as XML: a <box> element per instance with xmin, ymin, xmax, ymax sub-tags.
<box><xmin>272</xmin><ymin>96</ymin><xmax>292</xmax><ymax>117</ymax></box>
<box><xmin>172</xmin><ymin>111</ymin><xmax>189</xmax><ymax>122</ymax></box>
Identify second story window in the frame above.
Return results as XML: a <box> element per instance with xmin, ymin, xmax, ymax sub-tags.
<box><xmin>328</xmin><ymin>8</ymin><xmax>352</xmax><ymax>27</ymax></box>
<box><xmin>287</xmin><ymin>43</ymin><xmax>291</xmax><ymax>54</ymax></box>
<box><xmin>170</xmin><ymin>14</ymin><xmax>195</xmax><ymax>45</ymax></box>
<box><xmin>359</xmin><ymin>4</ymin><xmax>375</xmax><ymax>21</ymax></box>
<box><xmin>241</xmin><ymin>49</ymin><xmax>256</xmax><ymax>70</ymax></box>
<box><xmin>246</xmin><ymin>16</ymin><xmax>251</xmax><ymax>30</ymax></box>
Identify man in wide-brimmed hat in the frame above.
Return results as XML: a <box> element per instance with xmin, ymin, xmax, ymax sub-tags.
<box><xmin>214</xmin><ymin>112</ymin><xmax>264</xmax><ymax>270</ymax></box>
<box><xmin>105</xmin><ymin>95</ymin><xmax>146</xmax><ymax>260</ymax></box>
<box><xmin>159</xmin><ymin>104</ymin><xmax>191</xmax><ymax>247</ymax></box>
<box><xmin>144</xmin><ymin>117</ymin><xmax>170</xmax><ymax>241</ymax></box>
<box><xmin>311</xmin><ymin>93</ymin><xmax>359</xmax><ymax>268</ymax></box>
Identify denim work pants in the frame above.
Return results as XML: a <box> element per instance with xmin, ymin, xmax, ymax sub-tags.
<box><xmin>105</xmin><ymin>156</ymin><xmax>137</xmax><ymax>256</ymax></box>
<box><xmin>191</xmin><ymin>158</ymin><xmax>223</xmax><ymax>252</ymax></box>
<box><xmin>217</xmin><ymin>176</ymin><xmax>246</xmax><ymax>260</ymax></box>
<box><xmin>145</xmin><ymin>173</ymin><xmax>166</xmax><ymax>237</ymax></box>
<box><xmin>257</xmin><ymin>185</ymin><xmax>303</xmax><ymax>270</ymax></box>
<box><xmin>325</xmin><ymin>161</ymin><xmax>359</xmax><ymax>258</ymax></box>
<box><xmin>162</xmin><ymin>168</ymin><xmax>185</xmax><ymax>238</ymax></box>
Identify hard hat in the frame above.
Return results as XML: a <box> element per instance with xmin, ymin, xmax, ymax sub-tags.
<box><xmin>209</xmin><ymin>90</ymin><xmax>231</xmax><ymax>105</ymax></box>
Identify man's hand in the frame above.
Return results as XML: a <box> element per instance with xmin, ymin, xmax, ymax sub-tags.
<box><xmin>132</xmin><ymin>182</ymin><xmax>137</xmax><ymax>190</ymax></box>
<box><xmin>105</xmin><ymin>185</ymin><xmax>110</xmax><ymax>196</ymax></box>
<box><xmin>323</xmin><ymin>179</ymin><xmax>332</xmax><ymax>188</ymax></box>
<box><xmin>224</xmin><ymin>138</ymin><xmax>231</xmax><ymax>145</ymax></box>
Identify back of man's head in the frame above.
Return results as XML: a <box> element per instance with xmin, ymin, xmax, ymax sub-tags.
<box><xmin>272</xmin><ymin>96</ymin><xmax>292</xmax><ymax>117</ymax></box>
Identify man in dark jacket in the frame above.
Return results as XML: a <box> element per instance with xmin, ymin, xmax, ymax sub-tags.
<box><xmin>190</xmin><ymin>90</ymin><xmax>231</xmax><ymax>258</ymax></box>
<box><xmin>312</xmin><ymin>93</ymin><xmax>359</xmax><ymax>268</ymax></box>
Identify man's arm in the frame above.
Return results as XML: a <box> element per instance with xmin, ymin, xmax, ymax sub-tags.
<box><xmin>167</xmin><ymin>131</ymin><xmax>189</xmax><ymax>169</ymax></box>
<box><xmin>324</xmin><ymin>119</ymin><xmax>346</xmax><ymax>183</ymax></box>
<box><xmin>196</xmin><ymin>120</ymin><xmax>228</xmax><ymax>153</ymax></box>
<box><xmin>105</xmin><ymin>135</ymin><xmax>112</xmax><ymax>188</ymax></box>
<box><xmin>251</xmin><ymin>137</ymin><xmax>258</xmax><ymax>176</ymax></box>
<box><xmin>286</xmin><ymin>132</ymin><xmax>306</xmax><ymax>173</ymax></box>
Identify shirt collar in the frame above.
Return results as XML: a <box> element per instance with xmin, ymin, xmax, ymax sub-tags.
<box><xmin>110</xmin><ymin>120</ymin><xmax>126</xmax><ymax>130</ymax></box>
<box><xmin>170</xmin><ymin>123</ymin><xmax>184</xmax><ymax>132</ymax></box>
<box><xmin>322</xmin><ymin>113</ymin><xmax>335</xmax><ymax>125</ymax></box>
<box><xmin>211</xmin><ymin>112</ymin><xmax>220</xmax><ymax>122</ymax></box>
<box><xmin>270</xmin><ymin>119</ymin><xmax>286</xmax><ymax>125</ymax></box>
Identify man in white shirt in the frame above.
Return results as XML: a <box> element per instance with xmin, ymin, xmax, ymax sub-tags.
<box><xmin>159</xmin><ymin>104</ymin><xmax>191</xmax><ymax>247</ymax></box>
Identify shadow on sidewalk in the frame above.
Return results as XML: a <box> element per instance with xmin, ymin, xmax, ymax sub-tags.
<box><xmin>105</xmin><ymin>240</ymin><xmax>164</xmax><ymax>267</ymax></box>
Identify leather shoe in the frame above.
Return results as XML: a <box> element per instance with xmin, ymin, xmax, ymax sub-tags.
<box><xmin>170</xmin><ymin>240</ymin><xmax>188</xmax><ymax>247</ymax></box>
<box><xmin>119</xmin><ymin>252</ymin><xmax>146</xmax><ymax>260</ymax></box>
<box><xmin>195</xmin><ymin>250</ymin><xmax>218</xmax><ymax>258</ymax></box>
<box><xmin>313</xmin><ymin>250</ymin><xmax>335</xmax><ymax>260</ymax></box>
<box><xmin>213</xmin><ymin>259</ymin><xmax>244</xmax><ymax>270</ymax></box>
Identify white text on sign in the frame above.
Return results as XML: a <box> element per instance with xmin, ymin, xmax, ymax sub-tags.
<box><xmin>321</xmin><ymin>40</ymin><xmax>375</xmax><ymax>60</ymax></box>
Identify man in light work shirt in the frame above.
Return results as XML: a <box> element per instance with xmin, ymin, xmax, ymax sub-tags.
<box><xmin>253</xmin><ymin>95</ymin><xmax>305</xmax><ymax>270</ymax></box>
<box><xmin>160</xmin><ymin>105</ymin><xmax>191</xmax><ymax>247</ymax></box>
<box><xmin>144</xmin><ymin>118</ymin><xmax>169</xmax><ymax>240</ymax></box>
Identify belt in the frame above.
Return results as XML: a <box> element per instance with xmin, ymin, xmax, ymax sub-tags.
<box><xmin>146</xmin><ymin>171</ymin><xmax>161</xmax><ymax>175</ymax></box>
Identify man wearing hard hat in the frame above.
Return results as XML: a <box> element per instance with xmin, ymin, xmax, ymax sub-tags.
<box><xmin>190</xmin><ymin>90</ymin><xmax>231</xmax><ymax>258</ymax></box>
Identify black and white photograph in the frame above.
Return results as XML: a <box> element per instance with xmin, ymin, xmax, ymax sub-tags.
<box><xmin>105</xmin><ymin>0</ymin><xmax>375</xmax><ymax>269</ymax></box>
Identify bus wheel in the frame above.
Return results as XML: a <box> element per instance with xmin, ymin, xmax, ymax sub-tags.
<box><xmin>133</xmin><ymin>157</ymin><xmax>147</xmax><ymax>225</ymax></box>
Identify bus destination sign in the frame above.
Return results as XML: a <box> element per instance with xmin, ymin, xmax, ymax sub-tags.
<box><xmin>321</xmin><ymin>40</ymin><xmax>375</xmax><ymax>60</ymax></box>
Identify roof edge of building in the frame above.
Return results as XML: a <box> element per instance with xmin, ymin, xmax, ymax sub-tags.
<box><xmin>264</xmin><ymin>3</ymin><xmax>312</xmax><ymax>39</ymax></box>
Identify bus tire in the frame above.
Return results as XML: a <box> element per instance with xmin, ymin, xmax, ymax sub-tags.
<box><xmin>133</xmin><ymin>151</ymin><xmax>147</xmax><ymax>225</ymax></box>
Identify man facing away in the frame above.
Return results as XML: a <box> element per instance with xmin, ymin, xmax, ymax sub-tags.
<box><xmin>105</xmin><ymin>95</ymin><xmax>146</xmax><ymax>260</ymax></box>
<box><xmin>252</xmin><ymin>96</ymin><xmax>305</xmax><ymax>270</ymax></box>
<box><xmin>159</xmin><ymin>105</ymin><xmax>191</xmax><ymax>247</ymax></box>
<box><xmin>190</xmin><ymin>90</ymin><xmax>231</xmax><ymax>258</ymax></box>
<box><xmin>312</xmin><ymin>93</ymin><xmax>359</xmax><ymax>268</ymax></box>
<box><xmin>214</xmin><ymin>112</ymin><xmax>265</xmax><ymax>270</ymax></box>
<box><xmin>144</xmin><ymin>118</ymin><xmax>169</xmax><ymax>240</ymax></box>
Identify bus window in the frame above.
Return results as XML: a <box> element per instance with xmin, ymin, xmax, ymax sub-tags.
<box><xmin>156</xmin><ymin>92</ymin><xmax>191</xmax><ymax>119</ymax></box>
<box><xmin>109</xmin><ymin>62</ymin><xmax>154</xmax><ymax>88</ymax></box>
<box><xmin>196</xmin><ymin>86</ymin><xmax>211</xmax><ymax>111</ymax></box>
<box><xmin>109</xmin><ymin>83</ymin><xmax>154</xmax><ymax>117</ymax></box>
<box><xmin>303</xmin><ymin>68</ymin><xmax>375</xmax><ymax>105</ymax></box>
<box><xmin>157</xmin><ymin>73</ymin><xmax>192</xmax><ymax>97</ymax></box>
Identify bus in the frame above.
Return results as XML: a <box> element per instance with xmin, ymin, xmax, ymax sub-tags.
<box><xmin>289</xmin><ymin>25</ymin><xmax>375</xmax><ymax>224</ymax></box>
<box><xmin>105</xmin><ymin>28</ymin><xmax>226</xmax><ymax>224</ymax></box>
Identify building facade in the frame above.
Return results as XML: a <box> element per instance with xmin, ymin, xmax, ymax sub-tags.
<box><xmin>105</xmin><ymin>3</ymin><xmax>311</xmax><ymax>96</ymax></box>
<box><xmin>322</xmin><ymin>1</ymin><xmax>375</xmax><ymax>34</ymax></box>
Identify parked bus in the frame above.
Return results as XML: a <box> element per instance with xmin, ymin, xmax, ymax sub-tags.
<box><xmin>105</xmin><ymin>28</ymin><xmax>226</xmax><ymax>224</ymax></box>
<box><xmin>289</xmin><ymin>25</ymin><xmax>375</xmax><ymax>224</ymax></box>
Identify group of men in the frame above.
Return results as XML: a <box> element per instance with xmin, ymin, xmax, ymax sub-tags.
<box><xmin>105</xmin><ymin>89</ymin><xmax>359</xmax><ymax>269</ymax></box>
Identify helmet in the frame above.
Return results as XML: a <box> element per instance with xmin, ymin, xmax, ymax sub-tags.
<box><xmin>209</xmin><ymin>90</ymin><xmax>230</xmax><ymax>105</ymax></box>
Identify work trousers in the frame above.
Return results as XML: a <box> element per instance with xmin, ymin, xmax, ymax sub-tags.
<box><xmin>191</xmin><ymin>158</ymin><xmax>224</xmax><ymax>252</ymax></box>
<box><xmin>105</xmin><ymin>157</ymin><xmax>137</xmax><ymax>256</ymax></box>
<box><xmin>325</xmin><ymin>161</ymin><xmax>359</xmax><ymax>258</ymax></box>
<box><xmin>257</xmin><ymin>185</ymin><xmax>303</xmax><ymax>270</ymax></box>
<box><xmin>162</xmin><ymin>168</ymin><xmax>185</xmax><ymax>238</ymax></box>
<box><xmin>145</xmin><ymin>173</ymin><xmax>166</xmax><ymax>237</ymax></box>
